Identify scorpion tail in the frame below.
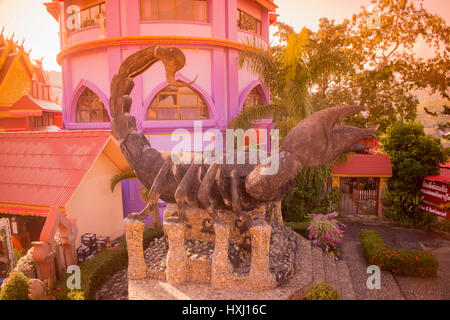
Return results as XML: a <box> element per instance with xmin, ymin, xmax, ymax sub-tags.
<box><xmin>109</xmin><ymin>45</ymin><xmax>191</xmax><ymax>191</ymax></box>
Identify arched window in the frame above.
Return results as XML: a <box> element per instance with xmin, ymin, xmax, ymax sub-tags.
<box><xmin>243</xmin><ymin>87</ymin><xmax>264</xmax><ymax>109</ymax></box>
<box><xmin>76</xmin><ymin>88</ymin><xmax>110</xmax><ymax>123</ymax></box>
<box><xmin>146</xmin><ymin>85</ymin><xmax>210</xmax><ymax>120</ymax></box>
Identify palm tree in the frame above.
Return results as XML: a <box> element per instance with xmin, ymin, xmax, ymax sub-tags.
<box><xmin>233</xmin><ymin>24</ymin><xmax>352</xmax><ymax>221</ymax></box>
<box><xmin>111</xmin><ymin>171</ymin><xmax>161</xmax><ymax>228</ymax></box>
<box><xmin>231</xmin><ymin>27</ymin><xmax>314</xmax><ymax>139</ymax></box>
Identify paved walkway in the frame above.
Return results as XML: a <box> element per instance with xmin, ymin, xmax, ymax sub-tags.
<box><xmin>339</xmin><ymin>216</ymin><xmax>450</xmax><ymax>300</ymax></box>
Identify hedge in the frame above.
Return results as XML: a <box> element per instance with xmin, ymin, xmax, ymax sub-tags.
<box><xmin>55</xmin><ymin>227</ymin><xmax>163</xmax><ymax>300</ymax></box>
<box><xmin>359</xmin><ymin>229</ymin><xmax>438</xmax><ymax>277</ymax></box>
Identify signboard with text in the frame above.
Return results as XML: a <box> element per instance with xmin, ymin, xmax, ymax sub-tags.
<box><xmin>420</xmin><ymin>179</ymin><xmax>449</xmax><ymax>220</ymax></box>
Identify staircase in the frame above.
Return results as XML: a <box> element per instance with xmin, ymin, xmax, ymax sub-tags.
<box><xmin>310</xmin><ymin>245</ymin><xmax>356</xmax><ymax>300</ymax></box>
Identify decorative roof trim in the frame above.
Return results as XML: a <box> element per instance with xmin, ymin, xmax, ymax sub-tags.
<box><xmin>57</xmin><ymin>36</ymin><xmax>265</xmax><ymax>64</ymax></box>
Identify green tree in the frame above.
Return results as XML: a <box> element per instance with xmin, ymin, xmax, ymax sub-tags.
<box><xmin>341</xmin><ymin>0</ymin><xmax>450</xmax><ymax>133</ymax></box>
<box><xmin>381</xmin><ymin>121</ymin><xmax>448</xmax><ymax>229</ymax></box>
<box><xmin>234</xmin><ymin>24</ymin><xmax>350</xmax><ymax>222</ymax></box>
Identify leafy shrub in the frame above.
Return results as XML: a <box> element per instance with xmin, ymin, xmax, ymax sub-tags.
<box><xmin>359</xmin><ymin>229</ymin><xmax>438</xmax><ymax>277</ymax></box>
<box><xmin>306</xmin><ymin>282</ymin><xmax>340</xmax><ymax>300</ymax></box>
<box><xmin>67</xmin><ymin>290</ymin><xmax>85</xmax><ymax>300</ymax></box>
<box><xmin>285</xmin><ymin>221</ymin><xmax>311</xmax><ymax>238</ymax></box>
<box><xmin>307</xmin><ymin>212</ymin><xmax>345</xmax><ymax>251</ymax></box>
<box><xmin>0</xmin><ymin>271</ymin><xmax>29</xmax><ymax>300</ymax></box>
<box><xmin>13</xmin><ymin>248</ymin><xmax>23</xmax><ymax>264</ymax></box>
<box><xmin>282</xmin><ymin>167</ymin><xmax>339</xmax><ymax>222</ymax></box>
<box><xmin>436</xmin><ymin>219</ymin><xmax>450</xmax><ymax>233</ymax></box>
<box><xmin>15</xmin><ymin>248</ymin><xmax>36</xmax><ymax>276</ymax></box>
<box><xmin>383</xmin><ymin>190</ymin><xmax>437</xmax><ymax>231</ymax></box>
<box><xmin>55</xmin><ymin>227</ymin><xmax>163</xmax><ymax>300</ymax></box>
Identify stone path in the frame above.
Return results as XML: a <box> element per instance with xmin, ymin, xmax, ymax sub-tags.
<box><xmin>339</xmin><ymin>217</ymin><xmax>450</xmax><ymax>300</ymax></box>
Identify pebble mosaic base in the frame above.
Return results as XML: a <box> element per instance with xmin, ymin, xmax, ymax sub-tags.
<box><xmin>143</xmin><ymin>225</ymin><xmax>297</xmax><ymax>285</ymax></box>
<box><xmin>129</xmin><ymin>230</ymin><xmax>312</xmax><ymax>300</ymax></box>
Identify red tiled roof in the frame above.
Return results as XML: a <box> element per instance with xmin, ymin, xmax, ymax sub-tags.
<box><xmin>0</xmin><ymin>130</ymin><xmax>112</xmax><ymax>212</ymax></box>
<box><xmin>9</xmin><ymin>95</ymin><xmax>62</xmax><ymax>116</ymax></box>
<box><xmin>256</xmin><ymin>0</ymin><xmax>278</xmax><ymax>12</ymax></box>
<box><xmin>332</xmin><ymin>154</ymin><xmax>392</xmax><ymax>177</ymax></box>
<box><xmin>9</xmin><ymin>95</ymin><xmax>43</xmax><ymax>116</ymax></box>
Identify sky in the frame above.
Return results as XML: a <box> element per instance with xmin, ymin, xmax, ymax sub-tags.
<box><xmin>0</xmin><ymin>0</ymin><xmax>449</xmax><ymax>71</ymax></box>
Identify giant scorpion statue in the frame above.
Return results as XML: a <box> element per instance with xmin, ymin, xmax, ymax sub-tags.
<box><xmin>111</xmin><ymin>45</ymin><xmax>376</xmax><ymax>291</ymax></box>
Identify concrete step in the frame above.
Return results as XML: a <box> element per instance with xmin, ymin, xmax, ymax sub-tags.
<box><xmin>323</xmin><ymin>251</ymin><xmax>342</xmax><ymax>295</ymax></box>
<box><xmin>311</xmin><ymin>246</ymin><xmax>325</xmax><ymax>284</ymax></box>
<box><xmin>336</xmin><ymin>260</ymin><xmax>357</xmax><ymax>300</ymax></box>
<box><xmin>295</xmin><ymin>235</ymin><xmax>313</xmax><ymax>287</ymax></box>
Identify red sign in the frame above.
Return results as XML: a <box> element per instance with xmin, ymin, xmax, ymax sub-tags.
<box><xmin>421</xmin><ymin>179</ymin><xmax>449</xmax><ymax>220</ymax></box>
<box><xmin>420</xmin><ymin>204</ymin><xmax>449</xmax><ymax>220</ymax></box>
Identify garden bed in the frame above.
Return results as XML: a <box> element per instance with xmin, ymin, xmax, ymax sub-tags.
<box><xmin>359</xmin><ymin>229</ymin><xmax>439</xmax><ymax>277</ymax></box>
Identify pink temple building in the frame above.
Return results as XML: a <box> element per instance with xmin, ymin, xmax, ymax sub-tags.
<box><xmin>45</xmin><ymin>0</ymin><xmax>277</xmax><ymax>217</ymax></box>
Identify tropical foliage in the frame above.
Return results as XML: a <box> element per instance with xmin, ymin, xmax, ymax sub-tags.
<box><xmin>381</xmin><ymin>121</ymin><xmax>448</xmax><ymax>229</ymax></box>
<box><xmin>233</xmin><ymin>0</ymin><xmax>449</xmax><ymax>135</ymax></box>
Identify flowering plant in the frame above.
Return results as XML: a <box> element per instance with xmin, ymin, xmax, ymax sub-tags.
<box><xmin>15</xmin><ymin>247</ymin><xmax>36</xmax><ymax>275</ymax></box>
<box><xmin>307</xmin><ymin>211</ymin><xmax>346</xmax><ymax>252</ymax></box>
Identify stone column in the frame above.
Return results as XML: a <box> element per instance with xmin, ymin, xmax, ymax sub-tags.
<box><xmin>272</xmin><ymin>201</ymin><xmax>284</xmax><ymax>226</ymax></box>
<box><xmin>211</xmin><ymin>222</ymin><xmax>233</xmax><ymax>289</ymax></box>
<box><xmin>164</xmin><ymin>220</ymin><xmax>187</xmax><ymax>285</ymax></box>
<box><xmin>124</xmin><ymin>218</ymin><xmax>147</xmax><ymax>280</ymax></box>
<box><xmin>248</xmin><ymin>220</ymin><xmax>276</xmax><ymax>291</ymax></box>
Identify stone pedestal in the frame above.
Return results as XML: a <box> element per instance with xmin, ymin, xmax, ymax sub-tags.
<box><xmin>248</xmin><ymin>220</ymin><xmax>276</xmax><ymax>291</ymax></box>
<box><xmin>211</xmin><ymin>222</ymin><xmax>233</xmax><ymax>289</ymax></box>
<box><xmin>164</xmin><ymin>221</ymin><xmax>187</xmax><ymax>285</ymax></box>
<box><xmin>124</xmin><ymin>218</ymin><xmax>147</xmax><ymax>280</ymax></box>
<box><xmin>272</xmin><ymin>201</ymin><xmax>284</xmax><ymax>226</ymax></box>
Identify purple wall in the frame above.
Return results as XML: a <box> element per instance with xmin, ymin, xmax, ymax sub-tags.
<box><xmin>57</xmin><ymin>0</ymin><xmax>274</xmax><ymax>218</ymax></box>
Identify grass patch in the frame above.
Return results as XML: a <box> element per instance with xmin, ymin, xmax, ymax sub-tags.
<box><xmin>55</xmin><ymin>227</ymin><xmax>163</xmax><ymax>300</ymax></box>
<box><xmin>359</xmin><ymin>229</ymin><xmax>438</xmax><ymax>277</ymax></box>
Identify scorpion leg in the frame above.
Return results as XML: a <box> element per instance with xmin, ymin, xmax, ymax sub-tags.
<box><xmin>174</xmin><ymin>164</ymin><xmax>201</xmax><ymax>223</ymax></box>
<box><xmin>128</xmin><ymin>158</ymin><xmax>172</xmax><ymax>221</ymax></box>
<box><xmin>215</xmin><ymin>165</ymin><xmax>232</xmax><ymax>208</ymax></box>
<box><xmin>198</xmin><ymin>163</ymin><xmax>222</xmax><ymax>225</ymax></box>
<box><xmin>231</xmin><ymin>169</ymin><xmax>251</xmax><ymax>233</ymax></box>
